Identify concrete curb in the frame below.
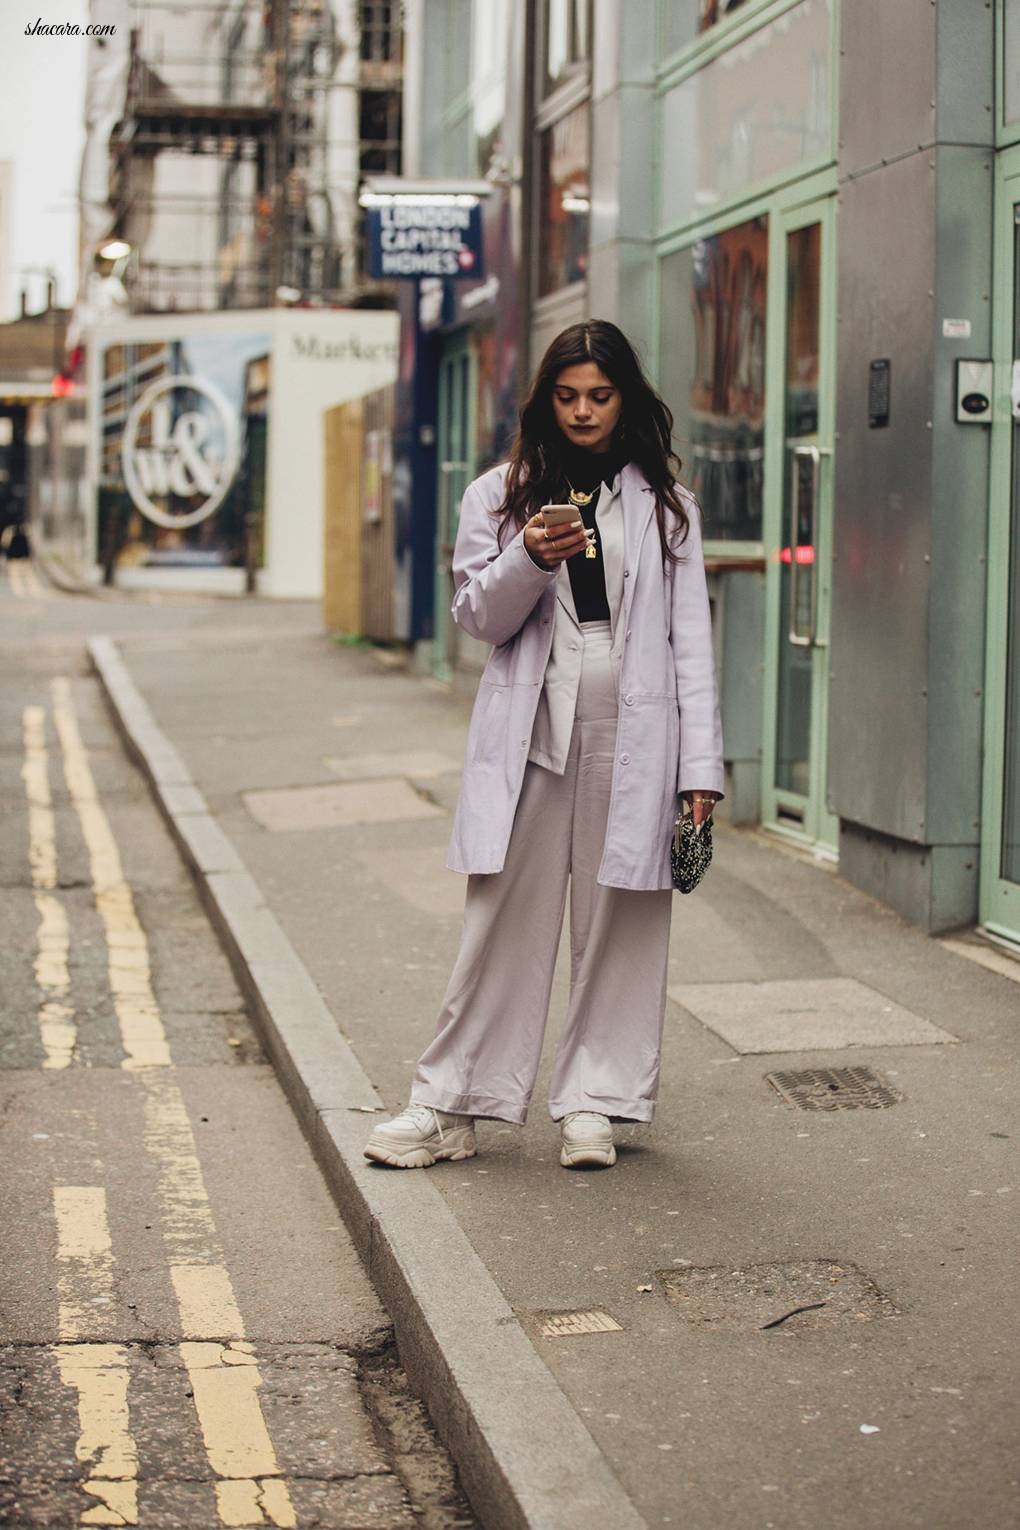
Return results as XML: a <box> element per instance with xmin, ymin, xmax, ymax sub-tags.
<box><xmin>88</xmin><ymin>634</ymin><xmax>646</xmax><ymax>1530</ymax></box>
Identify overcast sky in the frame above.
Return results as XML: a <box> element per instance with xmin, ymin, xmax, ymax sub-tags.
<box><xmin>0</xmin><ymin>0</ymin><xmax>88</xmax><ymax>321</ymax></box>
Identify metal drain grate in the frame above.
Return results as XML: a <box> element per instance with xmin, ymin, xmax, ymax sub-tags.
<box><xmin>532</xmin><ymin>1309</ymin><xmax>623</xmax><ymax>1338</ymax></box>
<box><xmin>766</xmin><ymin>1065</ymin><xmax>902</xmax><ymax>1111</ymax></box>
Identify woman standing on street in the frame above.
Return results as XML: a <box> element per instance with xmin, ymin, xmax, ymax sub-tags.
<box><xmin>365</xmin><ymin>320</ymin><xmax>724</xmax><ymax>1171</ymax></box>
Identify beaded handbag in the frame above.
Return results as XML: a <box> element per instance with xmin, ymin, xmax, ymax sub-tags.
<box><xmin>670</xmin><ymin>802</ymin><xmax>713</xmax><ymax>894</ymax></box>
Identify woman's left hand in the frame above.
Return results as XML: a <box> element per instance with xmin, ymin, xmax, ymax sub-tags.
<box><xmin>682</xmin><ymin>790</ymin><xmax>721</xmax><ymax>829</ymax></box>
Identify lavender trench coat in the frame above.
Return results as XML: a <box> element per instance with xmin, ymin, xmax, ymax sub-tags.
<box><xmin>444</xmin><ymin>461</ymin><xmax>725</xmax><ymax>891</ymax></box>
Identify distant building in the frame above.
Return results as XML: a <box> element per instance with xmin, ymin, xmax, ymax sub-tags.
<box><xmin>80</xmin><ymin>0</ymin><xmax>403</xmax><ymax>315</ymax></box>
<box><xmin>44</xmin><ymin>2</ymin><xmax>404</xmax><ymax>600</ymax></box>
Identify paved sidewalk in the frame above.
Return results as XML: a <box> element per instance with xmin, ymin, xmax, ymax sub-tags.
<box><xmin>99</xmin><ymin>601</ymin><xmax>1019</xmax><ymax>1530</ymax></box>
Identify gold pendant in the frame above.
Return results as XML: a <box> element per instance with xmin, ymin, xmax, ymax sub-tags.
<box><xmin>585</xmin><ymin>542</ymin><xmax>598</xmax><ymax>559</ymax></box>
<box><xmin>568</xmin><ymin>487</ymin><xmax>594</xmax><ymax>507</ymax></box>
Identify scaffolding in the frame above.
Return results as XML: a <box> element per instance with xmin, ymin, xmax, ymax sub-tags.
<box><xmin>108</xmin><ymin>0</ymin><xmax>403</xmax><ymax>314</ymax></box>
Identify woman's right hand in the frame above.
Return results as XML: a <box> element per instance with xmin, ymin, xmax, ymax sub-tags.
<box><xmin>523</xmin><ymin>511</ymin><xmax>589</xmax><ymax>569</ymax></box>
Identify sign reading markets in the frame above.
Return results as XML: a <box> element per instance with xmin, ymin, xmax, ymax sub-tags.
<box><xmin>366</xmin><ymin>200</ymin><xmax>485</xmax><ymax>280</ymax></box>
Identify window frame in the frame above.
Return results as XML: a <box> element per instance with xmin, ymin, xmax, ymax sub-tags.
<box><xmin>652</xmin><ymin>166</ymin><xmax>836</xmax><ymax>563</ymax></box>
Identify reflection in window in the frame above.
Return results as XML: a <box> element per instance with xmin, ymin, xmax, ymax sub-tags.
<box><xmin>659</xmin><ymin>0</ymin><xmax>831</xmax><ymax>230</ymax></box>
<box><xmin>658</xmin><ymin>217</ymin><xmax>767</xmax><ymax>542</ymax></box>
<box><xmin>538</xmin><ymin>101</ymin><xmax>590</xmax><ymax>295</ymax></box>
<box><xmin>698</xmin><ymin>0</ymin><xmax>752</xmax><ymax>31</ymax></box>
<box><xmin>662</xmin><ymin>0</ymin><xmax>753</xmax><ymax>55</ymax></box>
<box><xmin>542</xmin><ymin>0</ymin><xmax>591</xmax><ymax>96</ymax></box>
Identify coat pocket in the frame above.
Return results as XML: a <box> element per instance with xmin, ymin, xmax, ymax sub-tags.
<box><xmin>467</xmin><ymin>681</ymin><xmax>510</xmax><ymax>765</ymax></box>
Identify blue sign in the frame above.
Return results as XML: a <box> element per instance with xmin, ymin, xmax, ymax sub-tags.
<box><xmin>367</xmin><ymin>202</ymin><xmax>484</xmax><ymax>280</ymax></box>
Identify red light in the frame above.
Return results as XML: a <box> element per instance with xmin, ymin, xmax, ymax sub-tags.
<box><xmin>779</xmin><ymin>544</ymin><xmax>815</xmax><ymax>565</ymax></box>
<box><xmin>51</xmin><ymin>374</ymin><xmax>74</xmax><ymax>398</ymax></box>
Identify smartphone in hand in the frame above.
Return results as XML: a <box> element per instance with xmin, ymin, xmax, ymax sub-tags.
<box><xmin>540</xmin><ymin>503</ymin><xmax>581</xmax><ymax>531</ymax></box>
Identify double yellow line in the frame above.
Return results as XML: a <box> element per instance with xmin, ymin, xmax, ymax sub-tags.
<box><xmin>25</xmin><ymin>681</ymin><xmax>296</xmax><ymax>1528</ymax></box>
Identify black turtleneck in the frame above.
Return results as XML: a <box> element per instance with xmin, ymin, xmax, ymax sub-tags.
<box><xmin>552</xmin><ymin>438</ymin><xmax>630</xmax><ymax>623</ymax></box>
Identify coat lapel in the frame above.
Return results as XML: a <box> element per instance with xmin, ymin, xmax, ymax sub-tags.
<box><xmin>555</xmin><ymin>557</ymin><xmax>580</xmax><ymax>627</ymax></box>
<box><xmin>554</xmin><ymin>466</ymin><xmax>651</xmax><ymax>629</ymax></box>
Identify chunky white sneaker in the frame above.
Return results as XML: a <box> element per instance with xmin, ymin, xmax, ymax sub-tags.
<box><xmin>364</xmin><ymin>1104</ymin><xmax>476</xmax><ymax>1169</ymax></box>
<box><xmin>559</xmin><ymin>1111</ymin><xmax>616</xmax><ymax>1168</ymax></box>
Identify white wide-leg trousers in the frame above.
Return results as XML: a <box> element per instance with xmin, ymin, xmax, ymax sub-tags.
<box><xmin>410</xmin><ymin>620</ymin><xmax>674</xmax><ymax>1125</ymax></box>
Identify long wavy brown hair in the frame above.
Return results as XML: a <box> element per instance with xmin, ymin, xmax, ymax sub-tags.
<box><xmin>495</xmin><ymin>320</ymin><xmax>690</xmax><ymax>561</ymax></box>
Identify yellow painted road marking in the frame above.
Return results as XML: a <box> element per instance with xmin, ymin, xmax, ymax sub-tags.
<box><xmin>50</xmin><ymin>678</ymin><xmax>296</xmax><ymax>1525</ymax></box>
<box><xmin>54</xmin><ymin>1185</ymin><xmax>139</xmax><ymax>1526</ymax></box>
<box><xmin>141</xmin><ymin>1075</ymin><xmax>296</xmax><ymax>1525</ymax></box>
<box><xmin>50</xmin><ymin>677</ymin><xmax>171</xmax><ymax>1070</ymax></box>
<box><xmin>22</xmin><ymin>705</ymin><xmax>77</xmax><ymax>1068</ymax></box>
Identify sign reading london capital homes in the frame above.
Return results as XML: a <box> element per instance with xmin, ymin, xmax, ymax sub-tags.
<box><xmin>122</xmin><ymin>375</ymin><xmax>241</xmax><ymax>528</ymax></box>
<box><xmin>367</xmin><ymin>200</ymin><xmax>484</xmax><ymax>280</ymax></box>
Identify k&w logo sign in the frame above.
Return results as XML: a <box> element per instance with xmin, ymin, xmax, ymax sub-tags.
<box><xmin>122</xmin><ymin>376</ymin><xmax>240</xmax><ymax>529</ymax></box>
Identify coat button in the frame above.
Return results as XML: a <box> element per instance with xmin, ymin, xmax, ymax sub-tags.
<box><xmin>624</xmin><ymin>694</ymin><xmax>634</xmax><ymax>705</ymax></box>
<box><xmin>623</xmin><ymin>568</ymin><xmax>630</xmax><ymax>577</ymax></box>
<box><xmin>520</xmin><ymin>738</ymin><xmax>528</xmax><ymax>747</ymax></box>
<box><xmin>620</xmin><ymin>752</ymin><xmax>630</xmax><ymax>764</ymax></box>
<box><xmin>626</xmin><ymin>628</ymin><xmax>632</xmax><ymax>638</ymax></box>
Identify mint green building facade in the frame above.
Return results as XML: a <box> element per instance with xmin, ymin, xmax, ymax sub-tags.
<box><xmin>406</xmin><ymin>0</ymin><xmax>1020</xmax><ymax>950</ymax></box>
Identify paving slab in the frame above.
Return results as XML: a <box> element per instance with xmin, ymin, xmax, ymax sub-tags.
<box><xmin>242</xmin><ymin>778</ymin><xmax>447</xmax><ymax>832</ymax></box>
<box><xmin>670</xmin><ymin>976</ymin><xmax>959</xmax><ymax>1053</ymax></box>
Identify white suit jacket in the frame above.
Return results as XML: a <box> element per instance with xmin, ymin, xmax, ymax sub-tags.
<box><xmin>527</xmin><ymin>474</ymin><xmax>626</xmax><ymax>772</ymax></box>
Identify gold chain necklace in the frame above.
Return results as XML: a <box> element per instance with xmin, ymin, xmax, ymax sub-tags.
<box><xmin>565</xmin><ymin>478</ymin><xmax>599</xmax><ymax>558</ymax></box>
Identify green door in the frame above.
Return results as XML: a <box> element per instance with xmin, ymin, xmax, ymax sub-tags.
<box><xmin>981</xmin><ymin>147</ymin><xmax>1020</xmax><ymax>946</ymax></box>
<box><xmin>433</xmin><ymin>333</ymin><xmax>475</xmax><ymax>682</ymax></box>
<box><xmin>761</xmin><ymin>196</ymin><xmax>838</xmax><ymax>854</ymax></box>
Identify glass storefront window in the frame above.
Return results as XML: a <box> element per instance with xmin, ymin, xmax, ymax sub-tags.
<box><xmin>658</xmin><ymin>0</ymin><xmax>832</xmax><ymax>230</ymax></box>
<box><xmin>658</xmin><ymin>216</ymin><xmax>767</xmax><ymax>542</ymax></box>
<box><xmin>538</xmin><ymin>100</ymin><xmax>590</xmax><ymax>295</ymax></box>
<box><xmin>542</xmin><ymin>0</ymin><xmax>591</xmax><ymax>97</ymax></box>
<box><xmin>775</xmin><ymin>221</ymin><xmax>821</xmax><ymax>795</ymax></box>
<box><xmin>1001</xmin><ymin>209</ymin><xmax>1020</xmax><ymax>883</ymax></box>
<box><xmin>662</xmin><ymin>0</ymin><xmax>756</xmax><ymax>57</ymax></box>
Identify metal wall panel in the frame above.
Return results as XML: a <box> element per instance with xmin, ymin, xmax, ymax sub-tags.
<box><xmin>838</xmin><ymin>0</ymin><xmax>935</xmax><ymax>180</ymax></box>
<box><xmin>935</xmin><ymin>1</ymin><xmax>994</xmax><ymax>147</ymax></box>
<box><xmin>927</xmin><ymin>144</ymin><xmax>993</xmax><ymax>848</ymax></box>
<box><xmin>828</xmin><ymin>150</ymin><xmax>936</xmax><ymax>843</ymax></box>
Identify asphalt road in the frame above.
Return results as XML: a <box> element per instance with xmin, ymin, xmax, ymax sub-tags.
<box><xmin>0</xmin><ymin>564</ymin><xmax>475</xmax><ymax>1529</ymax></box>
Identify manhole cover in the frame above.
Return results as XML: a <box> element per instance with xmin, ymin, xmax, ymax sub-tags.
<box><xmin>766</xmin><ymin>1065</ymin><xmax>902</xmax><ymax>1111</ymax></box>
<box><xmin>529</xmin><ymin>1309</ymin><xmax>624</xmax><ymax>1338</ymax></box>
<box><xmin>658</xmin><ymin>1259</ymin><xmax>898</xmax><ymax>1332</ymax></box>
